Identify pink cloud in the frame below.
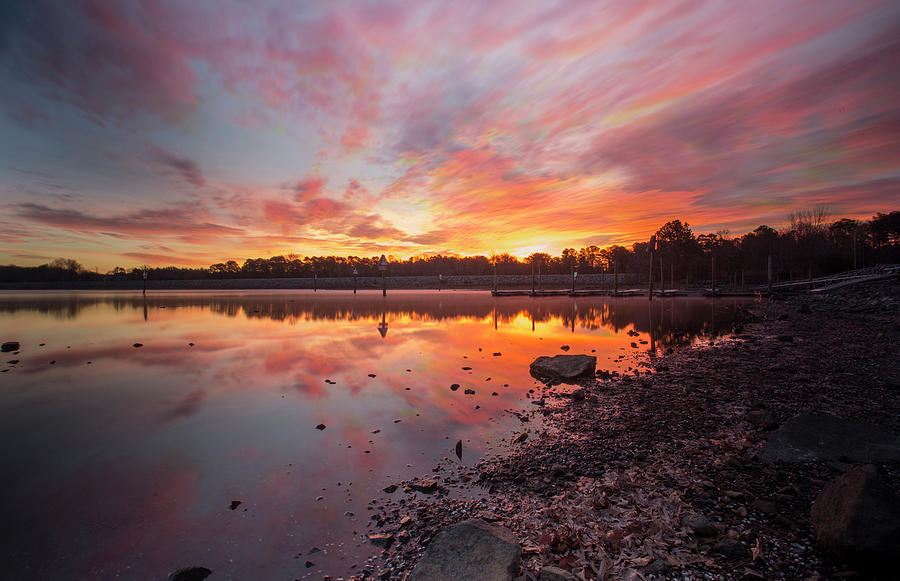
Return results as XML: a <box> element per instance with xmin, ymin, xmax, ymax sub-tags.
<box><xmin>19</xmin><ymin>203</ymin><xmax>243</xmax><ymax>241</ymax></box>
<box><xmin>292</xmin><ymin>176</ymin><xmax>326</xmax><ymax>201</ymax></box>
<box><xmin>7</xmin><ymin>0</ymin><xmax>197</xmax><ymax>123</ymax></box>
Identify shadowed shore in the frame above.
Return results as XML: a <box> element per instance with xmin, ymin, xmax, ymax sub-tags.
<box><xmin>363</xmin><ymin>277</ymin><xmax>900</xmax><ymax>580</ymax></box>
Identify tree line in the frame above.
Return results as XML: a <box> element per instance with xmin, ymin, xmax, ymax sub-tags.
<box><xmin>2</xmin><ymin>210</ymin><xmax>898</xmax><ymax>284</ymax></box>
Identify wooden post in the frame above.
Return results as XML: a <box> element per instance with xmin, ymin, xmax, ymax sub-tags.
<box><xmin>493</xmin><ymin>260</ymin><xmax>498</xmax><ymax>293</ymax></box>
<box><xmin>648</xmin><ymin>249</ymin><xmax>654</xmax><ymax>301</ymax></box>
<box><xmin>711</xmin><ymin>255</ymin><xmax>716</xmax><ymax>296</ymax></box>
<box><xmin>671</xmin><ymin>263</ymin><xmax>674</xmax><ymax>291</ymax></box>
<box><xmin>531</xmin><ymin>262</ymin><xmax>535</xmax><ymax>294</ymax></box>
<box><xmin>767</xmin><ymin>254</ymin><xmax>772</xmax><ymax>294</ymax></box>
<box><xmin>314</xmin><ymin>272</ymin><xmax>317</xmax><ymax>292</ymax></box>
<box><xmin>571</xmin><ymin>264</ymin><xmax>576</xmax><ymax>293</ymax></box>
<box><xmin>378</xmin><ymin>255</ymin><xmax>388</xmax><ymax>296</ymax></box>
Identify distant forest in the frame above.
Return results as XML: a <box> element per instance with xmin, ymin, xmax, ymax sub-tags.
<box><xmin>3</xmin><ymin>210</ymin><xmax>898</xmax><ymax>284</ymax></box>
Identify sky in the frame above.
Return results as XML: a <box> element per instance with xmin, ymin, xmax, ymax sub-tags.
<box><xmin>1</xmin><ymin>0</ymin><xmax>899</xmax><ymax>272</ymax></box>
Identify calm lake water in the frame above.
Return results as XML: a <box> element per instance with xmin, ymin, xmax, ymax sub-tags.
<box><xmin>0</xmin><ymin>290</ymin><xmax>750</xmax><ymax>580</ymax></box>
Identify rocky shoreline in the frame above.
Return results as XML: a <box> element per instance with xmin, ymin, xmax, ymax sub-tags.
<box><xmin>351</xmin><ymin>277</ymin><xmax>899</xmax><ymax>580</ymax></box>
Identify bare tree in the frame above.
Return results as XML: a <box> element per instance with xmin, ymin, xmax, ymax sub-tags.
<box><xmin>788</xmin><ymin>207</ymin><xmax>831</xmax><ymax>238</ymax></box>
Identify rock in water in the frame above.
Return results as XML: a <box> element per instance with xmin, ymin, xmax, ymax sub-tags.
<box><xmin>759</xmin><ymin>413</ymin><xmax>900</xmax><ymax>463</ymax></box>
<box><xmin>811</xmin><ymin>467</ymin><xmax>900</xmax><ymax>573</ymax></box>
<box><xmin>411</xmin><ymin>479</ymin><xmax>438</xmax><ymax>493</ymax></box>
<box><xmin>1</xmin><ymin>342</ymin><xmax>19</xmax><ymax>353</ymax></box>
<box><xmin>368</xmin><ymin>533</ymin><xmax>394</xmax><ymax>548</ymax></box>
<box><xmin>410</xmin><ymin>519</ymin><xmax>521</xmax><ymax>581</ymax></box>
<box><xmin>528</xmin><ymin>355</ymin><xmax>596</xmax><ymax>382</ymax></box>
<box><xmin>168</xmin><ymin>567</ymin><xmax>212</xmax><ymax>581</ymax></box>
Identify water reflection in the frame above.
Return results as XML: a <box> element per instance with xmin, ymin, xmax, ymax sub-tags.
<box><xmin>0</xmin><ymin>291</ymin><xmax>748</xmax><ymax>581</ymax></box>
<box><xmin>0</xmin><ymin>291</ymin><xmax>746</xmax><ymax>352</ymax></box>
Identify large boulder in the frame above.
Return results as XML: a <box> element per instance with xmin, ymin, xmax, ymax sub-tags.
<box><xmin>758</xmin><ymin>413</ymin><xmax>900</xmax><ymax>464</ymax></box>
<box><xmin>529</xmin><ymin>355</ymin><xmax>596</xmax><ymax>382</ymax></box>
<box><xmin>811</xmin><ymin>467</ymin><xmax>900</xmax><ymax>572</ymax></box>
<box><xmin>409</xmin><ymin>519</ymin><xmax>521</xmax><ymax>581</ymax></box>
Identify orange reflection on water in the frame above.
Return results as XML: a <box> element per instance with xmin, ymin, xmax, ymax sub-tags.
<box><xmin>0</xmin><ymin>290</ymin><xmax>748</xmax><ymax>579</ymax></box>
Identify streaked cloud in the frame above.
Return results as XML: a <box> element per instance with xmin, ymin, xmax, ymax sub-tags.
<box><xmin>18</xmin><ymin>203</ymin><xmax>243</xmax><ymax>239</ymax></box>
<box><xmin>0</xmin><ymin>0</ymin><xmax>897</xmax><ymax>269</ymax></box>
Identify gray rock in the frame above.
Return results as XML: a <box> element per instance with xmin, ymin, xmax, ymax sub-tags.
<box><xmin>750</xmin><ymin>499</ymin><xmax>777</xmax><ymax>514</ymax></box>
<box><xmin>711</xmin><ymin>538</ymin><xmax>745</xmax><ymax>561</ymax></box>
<box><xmin>368</xmin><ymin>533</ymin><xmax>394</xmax><ymax>548</ymax></box>
<box><xmin>539</xmin><ymin>565</ymin><xmax>576</xmax><ymax>580</ymax></box>
<box><xmin>411</xmin><ymin>479</ymin><xmax>438</xmax><ymax>493</ymax></box>
<box><xmin>811</xmin><ymin>467</ymin><xmax>900</xmax><ymax>572</ymax></box>
<box><xmin>747</xmin><ymin>409</ymin><xmax>778</xmax><ymax>430</ymax></box>
<box><xmin>686</xmin><ymin>514</ymin><xmax>717</xmax><ymax>537</ymax></box>
<box><xmin>409</xmin><ymin>519</ymin><xmax>521</xmax><ymax>581</ymax></box>
<box><xmin>529</xmin><ymin>355</ymin><xmax>596</xmax><ymax>382</ymax></box>
<box><xmin>759</xmin><ymin>413</ymin><xmax>900</xmax><ymax>464</ymax></box>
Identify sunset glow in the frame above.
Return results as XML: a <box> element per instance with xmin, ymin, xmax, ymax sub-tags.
<box><xmin>1</xmin><ymin>0</ymin><xmax>899</xmax><ymax>271</ymax></box>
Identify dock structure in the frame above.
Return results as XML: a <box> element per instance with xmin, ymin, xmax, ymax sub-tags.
<box><xmin>701</xmin><ymin>290</ymin><xmax>758</xmax><ymax>297</ymax></box>
<box><xmin>771</xmin><ymin>265</ymin><xmax>898</xmax><ymax>293</ymax></box>
<box><xmin>485</xmin><ymin>264</ymin><xmax>898</xmax><ymax>298</ymax></box>
<box><xmin>491</xmin><ymin>288</ymin><xmax>650</xmax><ymax>297</ymax></box>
